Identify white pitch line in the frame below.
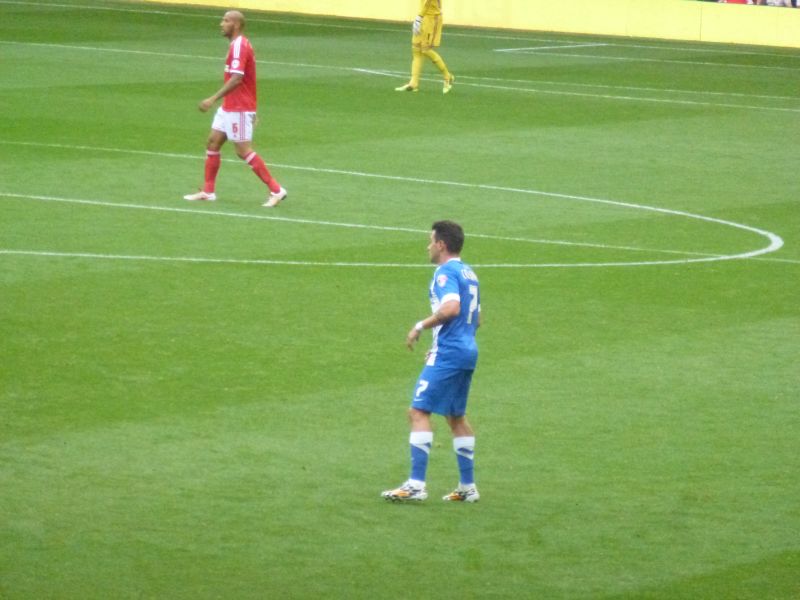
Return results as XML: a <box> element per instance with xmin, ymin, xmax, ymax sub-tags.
<box><xmin>350</xmin><ymin>58</ymin><xmax>800</xmax><ymax>110</ymax></box>
<box><xmin>352</xmin><ymin>68</ymin><xmax>397</xmax><ymax>77</ymax></box>
<box><xmin>0</xmin><ymin>247</ymin><xmax>790</xmax><ymax>270</ymax></box>
<box><xmin>496</xmin><ymin>43</ymin><xmax>610</xmax><ymax>52</ymax></box>
<box><xmin>0</xmin><ymin>190</ymin><xmax>720</xmax><ymax>257</ymax></box>
<box><xmin>494</xmin><ymin>47</ymin><xmax>800</xmax><ymax>73</ymax></box>
<box><xmin>0</xmin><ymin>139</ymin><xmax>782</xmax><ymax>254</ymax></box>
<box><xmin>0</xmin><ymin>140</ymin><xmax>786</xmax><ymax>268</ymax></box>
<box><xmin>3</xmin><ymin>39</ymin><xmax>797</xmax><ymax>113</ymax></box>
<box><xmin>4</xmin><ymin>0</ymin><xmax>800</xmax><ymax>62</ymax></box>
<box><xmin>756</xmin><ymin>256</ymin><xmax>800</xmax><ymax>264</ymax></box>
<box><xmin>0</xmin><ymin>0</ymin><xmax>528</xmax><ymax>42</ymax></box>
<box><xmin>457</xmin><ymin>78</ymin><xmax>800</xmax><ymax>113</ymax></box>
<box><xmin>0</xmin><ymin>249</ymin><xmax>428</xmax><ymax>268</ymax></box>
<box><xmin>0</xmin><ymin>40</ymin><xmax>221</xmax><ymax>62</ymax></box>
<box><xmin>456</xmin><ymin>73</ymin><xmax>799</xmax><ymax>103</ymax></box>
<box><xmin>351</xmin><ymin>66</ymin><xmax>798</xmax><ymax>103</ymax></box>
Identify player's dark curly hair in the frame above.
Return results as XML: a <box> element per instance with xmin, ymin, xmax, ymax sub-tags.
<box><xmin>432</xmin><ymin>220</ymin><xmax>465</xmax><ymax>254</ymax></box>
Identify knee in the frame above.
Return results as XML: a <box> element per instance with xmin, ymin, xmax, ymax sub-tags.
<box><xmin>206</xmin><ymin>129</ymin><xmax>226</xmax><ymax>152</ymax></box>
<box><xmin>447</xmin><ymin>416</ymin><xmax>473</xmax><ymax>436</ymax></box>
<box><xmin>233</xmin><ymin>144</ymin><xmax>253</xmax><ymax>160</ymax></box>
<box><xmin>407</xmin><ymin>408</ymin><xmax>429</xmax><ymax>427</ymax></box>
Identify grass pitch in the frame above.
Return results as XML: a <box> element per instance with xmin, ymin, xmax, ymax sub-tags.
<box><xmin>1</xmin><ymin>1</ymin><xmax>799</xmax><ymax>598</ymax></box>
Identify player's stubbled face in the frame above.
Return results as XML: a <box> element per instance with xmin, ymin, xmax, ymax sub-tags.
<box><xmin>220</xmin><ymin>14</ymin><xmax>235</xmax><ymax>37</ymax></box>
<box><xmin>428</xmin><ymin>231</ymin><xmax>442</xmax><ymax>264</ymax></box>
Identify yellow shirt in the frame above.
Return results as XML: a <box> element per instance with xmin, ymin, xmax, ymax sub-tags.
<box><xmin>418</xmin><ymin>0</ymin><xmax>442</xmax><ymax>17</ymax></box>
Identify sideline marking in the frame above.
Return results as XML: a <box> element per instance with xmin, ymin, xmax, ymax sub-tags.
<box><xmin>351</xmin><ymin>67</ymin><xmax>800</xmax><ymax>110</ymax></box>
<box><xmin>2</xmin><ymin>40</ymin><xmax>797</xmax><ymax>114</ymax></box>
<box><xmin>4</xmin><ymin>0</ymin><xmax>800</xmax><ymax>62</ymax></box>
<box><xmin>0</xmin><ymin>139</ymin><xmax>787</xmax><ymax>256</ymax></box>
<box><xmin>442</xmin><ymin>77</ymin><xmax>800</xmax><ymax>113</ymax></box>
<box><xmin>0</xmin><ymin>142</ymin><xmax>785</xmax><ymax>268</ymax></box>
<box><xmin>494</xmin><ymin>46</ymin><xmax>800</xmax><ymax>73</ymax></box>
<box><xmin>455</xmin><ymin>72</ymin><xmax>798</xmax><ymax>103</ymax></box>
<box><xmin>0</xmin><ymin>248</ymin><xmax>744</xmax><ymax>269</ymax></box>
<box><xmin>356</xmin><ymin>66</ymin><xmax>798</xmax><ymax>103</ymax></box>
<box><xmin>757</xmin><ymin>256</ymin><xmax>800</xmax><ymax>265</ymax></box>
<box><xmin>496</xmin><ymin>43</ymin><xmax>610</xmax><ymax>52</ymax></box>
<box><xmin>0</xmin><ymin>249</ymin><xmax>428</xmax><ymax>268</ymax></box>
<box><xmin>0</xmin><ymin>190</ymin><xmax>722</xmax><ymax>258</ymax></box>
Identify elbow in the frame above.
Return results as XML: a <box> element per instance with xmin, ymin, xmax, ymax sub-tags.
<box><xmin>440</xmin><ymin>302</ymin><xmax>461</xmax><ymax>322</ymax></box>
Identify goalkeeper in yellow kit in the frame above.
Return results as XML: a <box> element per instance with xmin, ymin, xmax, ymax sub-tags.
<box><xmin>396</xmin><ymin>0</ymin><xmax>454</xmax><ymax>94</ymax></box>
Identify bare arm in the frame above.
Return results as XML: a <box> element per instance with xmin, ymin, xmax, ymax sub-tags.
<box><xmin>198</xmin><ymin>73</ymin><xmax>243</xmax><ymax>112</ymax></box>
<box><xmin>406</xmin><ymin>299</ymin><xmax>460</xmax><ymax>350</ymax></box>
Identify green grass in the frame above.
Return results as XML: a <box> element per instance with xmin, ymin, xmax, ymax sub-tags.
<box><xmin>1</xmin><ymin>1</ymin><xmax>799</xmax><ymax>598</ymax></box>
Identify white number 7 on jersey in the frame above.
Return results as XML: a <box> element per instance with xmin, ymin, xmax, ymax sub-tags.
<box><xmin>466</xmin><ymin>285</ymin><xmax>478</xmax><ymax>325</ymax></box>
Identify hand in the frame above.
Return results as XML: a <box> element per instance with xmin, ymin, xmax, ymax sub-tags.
<box><xmin>412</xmin><ymin>16</ymin><xmax>422</xmax><ymax>36</ymax></box>
<box><xmin>198</xmin><ymin>97</ymin><xmax>215</xmax><ymax>113</ymax></box>
<box><xmin>406</xmin><ymin>327</ymin><xmax>421</xmax><ymax>351</ymax></box>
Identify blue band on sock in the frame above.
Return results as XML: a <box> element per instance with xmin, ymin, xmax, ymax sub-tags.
<box><xmin>411</xmin><ymin>442</ymin><xmax>431</xmax><ymax>482</ymax></box>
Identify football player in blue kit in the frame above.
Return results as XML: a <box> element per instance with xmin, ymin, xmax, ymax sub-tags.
<box><xmin>382</xmin><ymin>220</ymin><xmax>481</xmax><ymax>503</ymax></box>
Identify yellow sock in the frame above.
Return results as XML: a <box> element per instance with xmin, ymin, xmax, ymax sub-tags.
<box><xmin>410</xmin><ymin>48</ymin><xmax>424</xmax><ymax>88</ymax></box>
<box><xmin>423</xmin><ymin>49</ymin><xmax>450</xmax><ymax>80</ymax></box>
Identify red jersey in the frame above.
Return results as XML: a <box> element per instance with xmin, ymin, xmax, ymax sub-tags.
<box><xmin>223</xmin><ymin>35</ymin><xmax>257</xmax><ymax>112</ymax></box>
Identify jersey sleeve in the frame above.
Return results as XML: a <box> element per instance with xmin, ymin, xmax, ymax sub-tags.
<box><xmin>242</xmin><ymin>43</ymin><xmax>255</xmax><ymax>77</ymax></box>
<box><xmin>228</xmin><ymin>38</ymin><xmax>249</xmax><ymax>76</ymax></box>
<box><xmin>229</xmin><ymin>59</ymin><xmax>244</xmax><ymax>76</ymax></box>
<box><xmin>434</xmin><ymin>264</ymin><xmax>461</xmax><ymax>305</ymax></box>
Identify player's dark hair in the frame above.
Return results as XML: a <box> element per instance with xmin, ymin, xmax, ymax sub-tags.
<box><xmin>432</xmin><ymin>220</ymin><xmax>465</xmax><ymax>254</ymax></box>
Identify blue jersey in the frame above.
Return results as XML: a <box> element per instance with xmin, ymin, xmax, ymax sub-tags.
<box><xmin>426</xmin><ymin>258</ymin><xmax>480</xmax><ymax>369</ymax></box>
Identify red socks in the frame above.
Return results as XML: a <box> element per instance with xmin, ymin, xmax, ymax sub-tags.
<box><xmin>245</xmin><ymin>152</ymin><xmax>281</xmax><ymax>194</ymax></box>
<box><xmin>203</xmin><ymin>150</ymin><xmax>221</xmax><ymax>193</ymax></box>
<box><xmin>203</xmin><ymin>150</ymin><xmax>281</xmax><ymax>195</ymax></box>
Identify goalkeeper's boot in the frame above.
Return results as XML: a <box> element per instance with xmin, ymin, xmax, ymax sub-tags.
<box><xmin>443</xmin><ymin>74</ymin><xmax>455</xmax><ymax>95</ymax></box>
<box><xmin>184</xmin><ymin>191</ymin><xmax>216</xmax><ymax>202</ymax></box>
<box><xmin>263</xmin><ymin>187</ymin><xmax>288</xmax><ymax>208</ymax></box>
<box><xmin>442</xmin><ymin>483</ymin><xmax>479</xmax><ymax>503</ymax></box>
<box><xmin>381</xmin><ymin>480</ymin><xmax>428</xmax><ymax>502</ymax></box>
<box><xmin>395</xmin><ymin>83</ymin><xmax>418</xmax><ymax>92</ymax></box>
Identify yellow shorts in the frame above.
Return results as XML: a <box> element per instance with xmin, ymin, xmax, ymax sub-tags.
<box><xmin>412</xmin><ymin>14</ymin><xmax>442</xmax><ymax>51</ymax></box>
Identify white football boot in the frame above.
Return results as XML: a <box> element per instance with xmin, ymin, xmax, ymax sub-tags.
<box><xmin>263</xmin><ymin>187</ymin><xmax>288</xmax><ymax>208</ymax></box>
<box><xmin>183</xmin><ymin>191</ymin><xmax>216</xmax><ymax>202</ymax></box>
<box><xmin>381</xmin><ymin>480</ymin><xmax>428</xmax><ymax>502</ymax></box>
<box><xmin>442</xmin><ymin>484</ymin><xmax>479</xmax><ymax>503</ymax></box>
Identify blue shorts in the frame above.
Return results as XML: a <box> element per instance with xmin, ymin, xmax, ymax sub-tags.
<box><xmin>411</xmin><ymin>365</ymin><xmax>474</xmax><ymax>417</ymax></box>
